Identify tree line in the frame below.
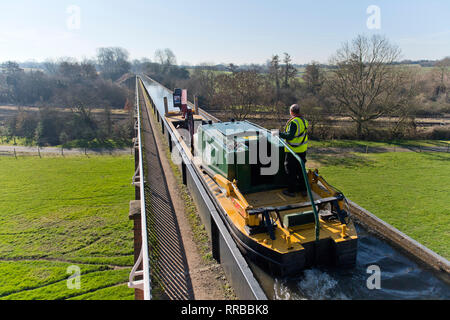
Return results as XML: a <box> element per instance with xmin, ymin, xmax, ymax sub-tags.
<box><xmin>2</xmin><ymin>39</ymin><xmax>449</xmax><ymax>146</ymax></box>
<box><xmin>0</xmin><ymin>47</ymin><xmax>135</xmax><ymax>147</ymax></box>
<box><xmin>140</xmin><ymin>36</ymin><xmax>449</xmax><ymax>141</ymax></box>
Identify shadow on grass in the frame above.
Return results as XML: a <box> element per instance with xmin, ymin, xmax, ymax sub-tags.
<box><xmin>311</xmin><ymin>146</ymin><xmax>393</xmax><ymax>154</ymax></box>
<box><xmin>309</xmin><ymin>153</ymin><xmax>376</xmax><ymax>168</ymax></box>
<box><xmin>309</xmin><ymin>139</ymin><xmax>449</xmax><ymax>154</ymax></box>
<box><xmin>418</xmin><ymin>152</ymin><xmax>450</xmax><ymax>162</ymax></box>
<box><xmin>390</xmin><ymin>139</ymin><xmax>449</xmax><ymax>148</ymax></box>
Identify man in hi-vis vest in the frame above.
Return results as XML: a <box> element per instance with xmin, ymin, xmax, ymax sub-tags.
<box><xmin>279</xmin><ymin>104</ymin><xmax>309</xmax><ymax>198</ymax></box>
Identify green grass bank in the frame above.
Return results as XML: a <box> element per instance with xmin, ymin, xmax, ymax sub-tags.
<box><xmin>310</xmin><ymin>151</ymin><xmax>450</xmax><ymax>259</ymax></box>
<box><xmin>0</xmin><ymin>155</ymin><xmax>135</xmax><ymax>300</ymax></box>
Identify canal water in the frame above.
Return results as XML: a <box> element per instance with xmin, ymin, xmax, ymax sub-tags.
<box><xmin>140</xmin><ymin>76</ymin><xmax>178</xmax><ymax>113</ymax></box>
<box><xmin>249</xmin><ymin>224</ymin><xmax>450</xmax><ymax>300</ymax></box>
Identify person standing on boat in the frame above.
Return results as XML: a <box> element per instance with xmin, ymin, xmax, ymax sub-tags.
<box><xmin>279</xmin><ymin>104</ymin><xmax>309</xmax><ymax>198</ymax></box>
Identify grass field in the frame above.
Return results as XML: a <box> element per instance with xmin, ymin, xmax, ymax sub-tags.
<box><xmin>0</xmin><ymin>155</ymin><xmax>135</xmax><ymax>300</ymax></box>
<box><xmin>310</xmin><ymin>151</ymin><xmax>450</xmax><ymax>259</ymax></box>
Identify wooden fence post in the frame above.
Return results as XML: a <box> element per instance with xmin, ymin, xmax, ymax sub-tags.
<box><xmin>164</xmin><ymin>97</ymin><xmax>168</xmax><ymax>115</ymax></box>
<box><xmin>194</xmin><ymin>96</ymin><xmax>199</xmax><ymax>115</ymax></box>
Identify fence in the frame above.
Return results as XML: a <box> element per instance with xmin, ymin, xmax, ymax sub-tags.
<box><xmin>0</xmin><ymin>146</ymin><xmax>134</xmax><ymax>158</ymax></box>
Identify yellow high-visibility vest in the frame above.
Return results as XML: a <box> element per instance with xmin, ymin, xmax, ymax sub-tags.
<box><xmin>285</xmin><ymin>116</ymin><xmax>308</xmax><ymax>153</ymax></box>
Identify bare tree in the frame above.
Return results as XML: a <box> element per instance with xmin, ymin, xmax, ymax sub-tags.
<box><xmin>226</xmin><ymin>63</ymin><xmax>239</xmax><ymax>73</ymax></box>
<box><xmin>389</xmin><ymin>68</ymin><xmax>419</xmax><ymax>138</ymax></box>
<box><xmin>97</xmin><ymin>47</ymin><xmax>131</xmax><ymax>81</ymax></box>
<box><xmin>433</xmin><ymin>57</ymin><xmax>450</xmax><ymax>97</ymax></box>
<box><xmin>303</xmin><ymin>62</ymin><xmax>325</xmax><ymax>95</ymax></box>
<box><xmin>164</xmin><ymin>49</ymin><xmax>177</xmax><ymax>66</ymax></box>
<box><xmin>1</xmin><ymin>61</ymin><xmax>23</xmax><ymax>74</ymax></box>
<box><xmin>189</xmin><ymin>64</ymin><xmax>217</xmax><ymax>106</ymax></box>
<box><xmin>42</xmin><ymin>59</ymin><xmax>59</xmax><ymax>75</ymax></box>
<box><xmin>282</xmin><ymin>53</ymin><xmax>297</xmax><ymax>88</ymax></box>
<box><xmin>327</xmin><ymin>35</ymin><xmax>414</xmax><ymax>138</ymax></box>
<box><xmin>154</xmin><ymin>49</ymin><xmax>165</xmax><ymax>65</ymax></box>
<box><xmin>154</xmin><ymin>48</ymin><xmax>177</xmax><ymax>66</ymax></box>
<box><xmin>269</xmin><ymin>55</ymin><xmax>281</xmax><ymax>102</ymax></box>
<box><xmin>213</xmin><ymin>70</ymin><xmax>265</xmax><ymax>120</ymax></box>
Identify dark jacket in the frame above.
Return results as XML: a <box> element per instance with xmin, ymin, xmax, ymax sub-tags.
<box><xmin>279</xmin><ymin>119</ymin><xmax>298</xmax><ymax>140</ymax></box>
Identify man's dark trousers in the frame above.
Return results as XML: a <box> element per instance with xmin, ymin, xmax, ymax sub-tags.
<box><xmin>284</xmin><ymin>152</ymin><xmax>307</xmax><ymax>193</ymax></box>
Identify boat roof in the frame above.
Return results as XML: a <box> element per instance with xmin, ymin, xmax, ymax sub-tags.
<box><xmin>204</xmin><ymin>121</ymin><xmax>262</xmax><ymax>137</ymax></box>
<box><xmin>201</xmin><ymin>121</ymin><xmax>283</xmax><ymax>150</ymax></box>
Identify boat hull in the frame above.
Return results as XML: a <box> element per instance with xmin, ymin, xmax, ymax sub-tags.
<box><xmin>222</xmin><ymin>211</ymin><xmax>358</xmax><ymax>277</ymax></box>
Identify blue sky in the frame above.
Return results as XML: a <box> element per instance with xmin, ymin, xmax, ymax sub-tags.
<box><xmin>0</xmin><ymin>0</ymin><xmax>449</xmax><ymax>64</ymax></box>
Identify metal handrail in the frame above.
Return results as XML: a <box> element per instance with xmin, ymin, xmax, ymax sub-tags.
<box><xmin>139</xmin><ymin>73</ymin><xmax>221</xmax><ymax>123</ymax></box>
<box><xmin>128</xmin><ymin>76</ymin><xmax>152</xmax><ymax>299</ymax></box>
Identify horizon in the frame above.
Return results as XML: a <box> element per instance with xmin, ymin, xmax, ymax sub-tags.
<box><xmin>0</xmin><ymin>0</ymin><xmax>449</xmax><ymax>65</ymax></box>
<box><xmin>7</xmin><ymin>57</ymin><xmax>444</xmax><ymax>68</ymax></box>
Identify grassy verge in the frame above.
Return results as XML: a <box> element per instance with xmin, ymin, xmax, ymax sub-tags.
<box><xmin>0</xmin><ymin>155</ymin><xmax>135</xmax><ymax>300</ymax></box>
<box><xmin>310</xmin><ymin>151</ymin><xmax>450</xmax><ymax>259</ymax></box>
